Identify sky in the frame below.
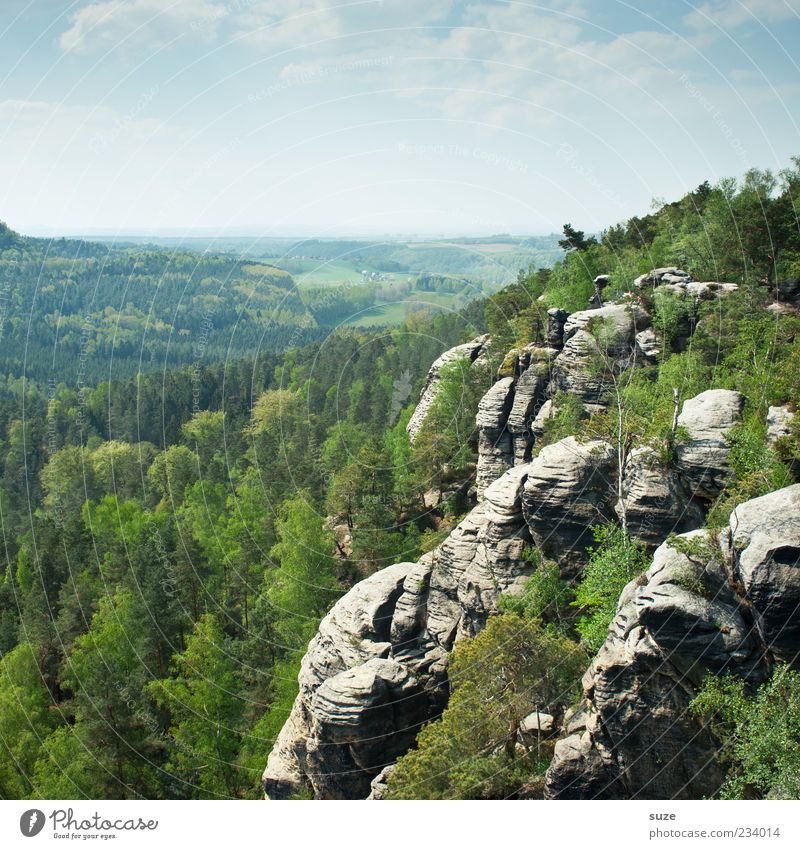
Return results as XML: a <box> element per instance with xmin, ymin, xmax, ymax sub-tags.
<box><xmin>1</xmin><ymin>0</ymin><xmax>799</xmax><ymax>237</ymax></box>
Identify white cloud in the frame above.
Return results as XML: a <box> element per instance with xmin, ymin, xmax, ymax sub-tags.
<box><xmin>684</xmin><ymin>0</ymin><xmax>799</xmax><ymax>30</ymax></box>
<box><xmin>59</xmin><ymin>0</ymin><xmax>225</xmax><ymax>53</ymax></box>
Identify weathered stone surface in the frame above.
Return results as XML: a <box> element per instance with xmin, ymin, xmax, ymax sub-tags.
<box><xmin>550</xmin><ymin>305</ymin><xmax>650</xmax><ymax>407</ymax></box>
<box><xmin>263</xmin><ymin>563</ymin><xmax>418</xmax><ymax>799</ymax></box>
<box><xmin>729</xmin><ymin>485</ymin><xmax>800</xmax><ymax>663</ymax></box>
<box><xmin>634</xmin><ymin>267</ymin><xmax>692</xmax><ymax>288</ymax></box>
<box><xmin>676</xmin><ymin>389</ymin><xmax>744</xmax><ymax>500</ymax></box>
<box><xmin>407</xmin><ymin>334</ymin><xmax>489</xmax><ymax>442</ymax></box>
<box><xmin>546</xmin><ymin>481</ymin><xmax>800</xmax><ymax>801</ymax></box>
<box><xmin>545</xmin><ymin>523</ymin><xmax>767</xmax><ymax>799</ymax></box>
<box><xmin>507</xmin><ymin>356</ymin><xmax>552</xmax><ymax>464</ymax></box>
<box><xmin>531</xmin><ymin>398</ymin><xmax>556</xmax><ymax>441</ymax></box>
<box><xmin>617</xmin><ymin>446</ymin><xmax>705</xmax><ymax>546</ymax></box>
<box><xmin>520</xmin><ymin>711</ymin><xmax>555</xmax><ymax>735</ymax></box>
<box><xmin>307</xmin><ymin>657</ymin><xmax>429</xmax><ymax>798</ymax></box>
<box><xmin>264</xmin><ymin>465</ymin><xmax>532</xmax><ymax>799</ymax></box>
<box><xmin>635</xmin><ymin>327</ymin><xmax>661</xmax><ymax>362</ymax></box>
<box><xmin>588</xmin><ymin>275</ymin><xmax>609</xmax><ymax>309</ymax></box>
<box><xmin>522</xmin><ymin>437</ymin><xmax>616</xmax><ymax>573</ymax></box>
<box><xmin>766</xmin><ymin>404</ymin><xmax>795</xmax><ymax>446</ymax></box>
<box><xmin>549</xmin><ymin>329</ymin><xmax>607</xmax><ymax>405</ymax></box>
<box><xmin>476</xmin><ymin>377</ymin><xmax>516</xmax><ymax>499</ymax></box>
<box><xmin>367</xmin><ymin>765</ymin><xmax>396</xmax><ymax>800</ymax></box>
<box><xmin>563</xmin><ymin>303</ymin><xmax>650</xmax><ymax>347</ymax></box>
<box><xmin>547</xmin><ymin>308</ymin><xmax>569</xmax><ymax>349</ymax></box>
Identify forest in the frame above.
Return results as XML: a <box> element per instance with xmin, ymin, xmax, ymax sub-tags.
<box><xmin>2</xmin><ymin>157</ymin><xmax>800</xmax><ymax>799</ymax></box>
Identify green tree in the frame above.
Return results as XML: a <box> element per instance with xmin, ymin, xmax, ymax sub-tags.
<box><xmin>690</xmin><ymin>666</ymin><xmax>800</xmax><ymax>799</ymax></box>
<box><xmin>387</xmin><ymin>614</ymin><xmax>586</xmax><ymax>799</ymax></box>
<box><xmin>573</xmin><ymin>525</ymin><xmax>649</xmax><ymax>652</ymax></box>
<box><xmin>149</xmin><ymin>614</ymin><xmax>245</xmax><ymax>798</ymax></box>
<box><xmin>0</xmin><ymin>643</ymin><xmax>58</xmax><ymax>798</ymax></box>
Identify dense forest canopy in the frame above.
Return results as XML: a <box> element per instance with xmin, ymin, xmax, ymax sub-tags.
<box><xmin>2</xmin><ymin>158</ymin><xmax>800</xmax><ymax>799</ymax></box>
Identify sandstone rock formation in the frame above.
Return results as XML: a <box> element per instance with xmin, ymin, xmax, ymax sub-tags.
<box><xmin>675</xmin><ymin>389</ymin><xmax>744</xmax><ymax>500</ymax></box>
<box><xmin>616</xmin><ymin>446</ymin><xmax>705</xmax><ymax>546</ymax></box>
<box><xmin>545</xmin><ymin>485</ymin><xmax>800</xmax><ymax>800</ymax></box>
<box><xmin>264</xmin><ymin>284</ymin><xmax>796</xmax><ymax>801</ymax></box>
<box><xmin>522</xmin><ymin>437</ymin><xmax>616</xmax><ymax>574</ymax></box>
<box><xmin>406</xmin><ymin>334</ymin><xmax>489</xmax><ymax>442</ymax></box>
<box><xmin>263</xmin><ymin>465</ymin><xmax>532</xmax><ymax>798</ymax></box>
<box><xmin>766</xmin><ymin>404</ymin><xmax>795</xmax><ymax>445</ymax></box>
<box><xmin>474</xmin><ymin>347</ymin><xmax>556</xmax><ymax>497</ymax></box>
<box><xmin>550</xmin><ymin>304</ymin><xmax>651</xmax><ymax>407</ymax></box>
<box><xmin>475</xmin><ymin>376</ymin><xmax>515</xmax><ymax>499</ymax></box>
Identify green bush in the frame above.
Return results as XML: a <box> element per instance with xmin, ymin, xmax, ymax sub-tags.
<box><xmin>690</xmin><ymin>666</ymin><xmax>800</xmax><ymax>799</ymax></box>
<box><xmin>573</xmin><ymin>525</ymin><xmax>649</xmax><ymax>652</ymax></box>
<box><xmin>386</xmin><ymin>614</ymin><xmax>587</xmax><ymax>799</ymax></box>
<box><xmin>500</xmin><ymin>552</ymin><xmax>575</xmax><ymax>635</ymax></box>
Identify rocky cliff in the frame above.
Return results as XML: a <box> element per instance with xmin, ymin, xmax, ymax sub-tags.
<box><xmin>263</xmin><ymin>273</ymin><xmax>799</xmax><ymax>800</ymax></box>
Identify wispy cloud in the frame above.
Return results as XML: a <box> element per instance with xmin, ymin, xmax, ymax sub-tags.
<box><xmin>59</xmin><ymin>0</ymin><xmax>225</xmax><ymax>53</ymax></box>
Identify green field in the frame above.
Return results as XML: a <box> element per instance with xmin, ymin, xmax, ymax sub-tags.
<box><xmin>343</xmin><ymin>291</ymin><xmax>464</xmax><ymax>327</ymax></box>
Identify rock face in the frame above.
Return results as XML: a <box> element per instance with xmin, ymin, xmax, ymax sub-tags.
<box><xmin>406</xmin><ymin>334</ymin><xmax>489</xmax><ymax>442</ymax></box>
<box><xmin>547</xmin><ymin>308</ymin><xmax>569</xmax><ymax>348</ymax></box>
<box><xmin>263</xmin><ymin>465</ymin><xmax>532</xmax><ymax>799</ymax></box>
<box><xmin>475</xmin><ymin>377</ymin><xmax>516</xmax><ymax>499</ymax></box>
<box><xmin>507</xmin><ymin>352</ymin><xmax>553</xmax><ymax>464</ymax></box>
<box><xmin>675</xmin><ymin>389</ymin><xmax>744</xmax><ymax>500</ymax></box>
<box><xmin>522</xmin><ymin>437</ymin><xmax>616</xmax><ymax>574</ymax></box>
<box><xmin>263</xmin><ymin>288</ymin><xmax>796</xmax><ymax>801</ymax></box>
<box><xmin>766</xmin><ymin>404</ymin><xmax>795</xmax><ymax>446</ymax></box>
<box><xmin>474</xmin><ymin>348</ymin><xmax>556</xmax><ymax>496</ymax></box>
<box><xmin>550</xmin><ymin>304</ymin><xmax>651</xmax><ymax>407</ymax></box>
<box><xmin>616</xmin><ymin>447</ymin><xmax>705</xmax><ymax>546</ymax></box>
<box><xmin>728</xmin><ymin>485</ymin><xmax>800</xmax><ymax>663</ymax></box>
<box><xmin>634</xmin><ymin>267</ymin><xmax>693</xmax><ymax>288</ymax></box>
<box><xmin>546</xmin><ymin>485</ymin><xmax>800</xmax><ymax>800</ymax></box>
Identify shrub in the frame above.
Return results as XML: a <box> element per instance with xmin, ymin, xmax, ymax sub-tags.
<box><xmin>690</xmin><ymin>666</ymin><xmax>800</xmax><ymax>799</ymax></box>
<box><xmin>573</xmin><ymin>525</ymin><xmax>649</xmax><ymax>652</ymax></box>
<box><xmin>386</xmin><ymin>614</ymin><xmax>587</xmax><ymax>799</ymax></box>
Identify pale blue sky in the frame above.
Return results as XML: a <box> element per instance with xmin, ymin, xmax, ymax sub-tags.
<box><xmin>1</xmin><ymin>0</ymin><xmax>799</xmax><ymax>236</ymax></box>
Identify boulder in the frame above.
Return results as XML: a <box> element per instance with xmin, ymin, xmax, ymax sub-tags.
<box><xmin>563</xmin><ymin>303</ymin><xmax>650</xmax><ymax>348</ymax></box>
<box><xmin>367</xmin><ymin>765</ymin><xmax>396</xmax><ymax>800</ymax></box>
<box><xmin>407</xmin><ymin>334</ymin><xmax>489</xmax><ymax>442</ymax></box>
<box><xmin>519</xmin><ymin>711</ymin><xmax>555</xmax><ymax>737</ymax></box>
<box><xmin>545</xmin><ymin>512</ymin><xmax>780</xmax><ymax>800</ymax></box>
<box><xmin>766</xmin><ymin>404</ymin><xmax>795</xmax><ymax>446</ymax></box>
<box><xmin>617</xmin><ymin>446</ymin><xmax>705</xmax><ymax>546</ymax></box>
<box><xmin>264</xmin><ymin>464</ymin><xmax>534</xmax><ymax>798</ymax></box>
<box><xmin>634</xmin><ymin>267</ymin><xmax>692</xmax><ymax>288</ymax></box>
<box><xmin>675</xmin><ymin>389</ymin><xmax>744</xmax><ymax>500</ymax></box>
<box><xmin>729</xmin><ymin>485</ymin><xmax>800</xmax><ymax>663</ymax></box>
<box><xmin>475</xmin><ymin>377</ymin><xmax>516</xmax><ymax>499</ymax></box>
<box><xmin>549</xmin><ymin>329</ymin><xmax>607</xmax><ymax>405</ymax></box>
<box><xmin>551</xmin><ymin>305</ymin><xmax>651</xmax><ymax>407</ymax></box>
<box><xmin>547</xmin><ymin>308</ymin><xmax>569</xmax><ymax>349</ymax></box>
<box><xmin>522</xmin><ymin>437</ymin><xmax>616</xmax><ymax>573</ymax></box>
<box><xmin>635</xmin><ymin>328</ymin><xmax>661</xmax><ymax>362</ymax></box>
